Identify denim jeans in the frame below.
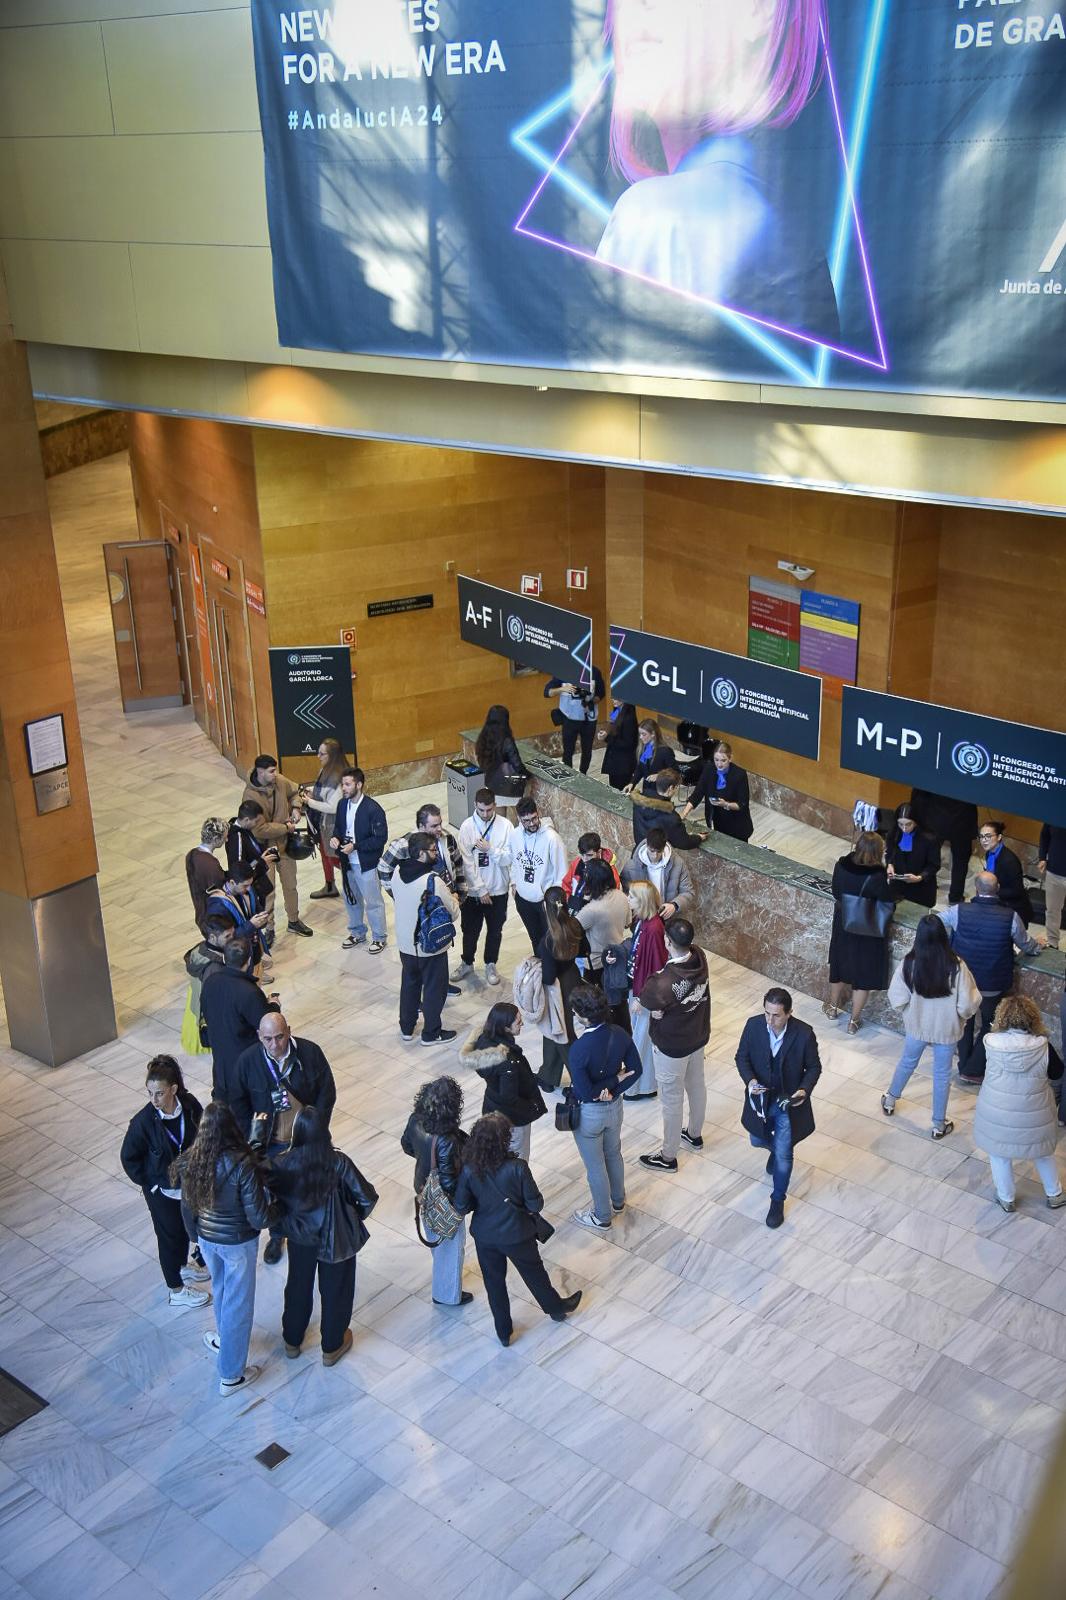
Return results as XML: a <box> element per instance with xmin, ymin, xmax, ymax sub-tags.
<box><xmin>201</xmin><ymin>1238</ymin><xmax>259</xmax><ymax>1382</ymax></box>
<box><xmin>626</xmin><ymin>999</ymin><xmax>656</xmax><ymax>1095</ymax></box>
<box><xmin>989</xmin><ymin>1153</ymin><xmax>1063</xmax><ymax>1203</ymax></box>
<box><xmin>573</xmin><ymin>1098</ymin><xmax>625</xmax><ymax>1223</ymax></box>
<box><xmin>653</xmin><ymin>1046</ymin><xmax>706</xmax><ymax>1160</ymax></box>
<box><xmin>887</xmin><ymin>1037</ymin><xmax>956</xmax><ymax>1127</ymax></box>
<box><xmin>425</xmin><ymin>1217</ymin><xmax>466</xmax><ymax>1303</ymax></box>
<box><xmin>509</xmin><ymin>1122</ymin><xmax>531</xmax><ymax>1162</ymax></box>
<box><xmin>749</xmin><ymin>1099</ymin><xmax>795</xmax><ymax>1203</ymax></box>
<box><xmin>341</xmin><ymin>860</ymin><xmax>387</xmax><ymax>942</ymax></box>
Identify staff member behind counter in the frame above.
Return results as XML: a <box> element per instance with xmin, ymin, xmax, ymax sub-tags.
<box><xmin>544</xmin><ymin>666</ymin><xmax>606</xmax><ymax>775</ymax></box>
<box><xmin>680</xmin><ymin>742</ymin><xmax>753</xmax><ymax>842</ymax></box>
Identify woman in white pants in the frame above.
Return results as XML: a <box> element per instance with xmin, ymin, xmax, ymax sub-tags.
<box><xmin>974</xmin><ymin>995</ymin><xmax>1065</xmax><ymax>1214</ymax></box>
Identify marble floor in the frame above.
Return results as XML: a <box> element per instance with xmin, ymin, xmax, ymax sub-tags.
<box><xmin>0</xmin><ymin>453</ymin><xmax>1062</xmax><ymax>1600</ymax></box>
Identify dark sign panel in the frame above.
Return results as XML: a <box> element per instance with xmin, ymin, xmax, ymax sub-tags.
<box><xmin>840</xmin><ymin>687</ymin><xmax>1066</xmax><ymax>826</ymax></box>
<box><xmin>367</xmin><ymin>594</ymin><xmax>434</xmax><ymax>617</ymax></box>
<box><xmin>458</xmin><ymin>575</ymin><xmax>592</xmax><ymax>683</ymax></box>
<box><xmin>609</xmin><ymin>624</ymin><xmax>821</xmax><ymax>761</ymax></box>
<box><xmin>269</xmin><ymin>646</ymin><xmax>356</xmax><ymax>760</ymax></box>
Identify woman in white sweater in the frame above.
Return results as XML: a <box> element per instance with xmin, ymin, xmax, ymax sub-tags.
<box><xmin>881</xmin><ymin>915</ymin><xmax>980</xmax><ymax>1139</ymax></box>
<box><xmin>974</xmin><ymin>995</ymin><xmax>1064</xmax><ymax>1213</ymax></box>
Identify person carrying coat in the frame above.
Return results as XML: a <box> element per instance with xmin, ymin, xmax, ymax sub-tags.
<box><xmin>460</xmin><ymin>1002</ymin><xmax>546</xmax><ymax>1162</ymax></box>
<box><xmin>881</xmin><ymin>915</ymin><xmax>981</xmax><ymax>1138</ymax></box>
<box><xmin>269</xmin><ymin>1107</ymin><xmax>379</xmax><ymax>1366</ymax></box>
<box><xmin>120</xmin><ymin>1055</ymin><xmax>208</xmax><ymax>1308</ymax></box>
<box><xmin>199</xmin><ymin>937</ymin><xmax>280</xmax><ymax>1104</ymax></box>
<box><xmin>974</xmin><ymin>995</ymin><xmax>1065</xmax><ymax>1213</ymax></box>
<box><xmin>736</xmin><ymin>988</ymin><xmax>822</xmax><ymax>1229</ymax></box>
<box><xmin>453</xmin><ymin>1113</ymin><xmax>580</xmax><ymax>1345</ymax></box>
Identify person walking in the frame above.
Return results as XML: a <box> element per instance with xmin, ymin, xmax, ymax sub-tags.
<box><xmin>185</xmin><ymin>818</ymin><xmax>228</xmax><ymax>931</ymax></box>
<box><xmin>199</xmin><ymin>937</ymin><xmax>280</xmax><ymax>1105</ymax></box>
<box><xmin>979</xmin><ymin>820</ymin><xmax>1034</xmax><ymax>926</ymax></box>
<box><xmin>1038</xmin><ymin>821</ymin><xmax>1066</xmax><ymax>952</ymax></box>
<box><xmin>509</xmin><ymin>797</ymin><xmax>567</xmax><ymax>951</ymax></box>
<box><xmin>601</xmin><ymin>699</ymin><xmax>638</xmax><ymax>790</ymax></box>
<box><xmin>390</xmin><ymin>830</ymin><xmax>460</xmax><ymax>1045</ymax></box>
<box><xmin>453</xmin><ymin>1113</ymin><xmax>580</xmax><ymax>1345</ymax></box>
<box><xmin>736</xmin><ymin>988</ymin><xmax>822</xmax><ymax>1228</ymax></box>
<box><xmin>454</xmin><ymin>789</ymin><xmax>513</xmax><ymax>985</ymax></box>
<box><xmin>884</xmin><ymin>803</ymin><xmax>940</xmax><ymax>909</ymax></box>
<box><xmin>300</xmin><ymin>737</ymin><xmax>348</xmax><ymax>901</ymax></box>
<box><xmin>939</xmin><ymin>871</ymin><xmax>1040</xmax><ymax>1082</ymax></box>
<box><xmin>567</xmin><ymin>985</ymin><xmax>641</xmax><ymax>1230</ymax></box>
<box><xmin>475</xmin><ymin>705</ymin><xmax>530</xmax><ymax>807</ymax></box>
<box><xmin>974</xmin><ymin>996</ymin><xmax>1065</xmax><ymax>1213</ymax></box>
<box><xmin>176</xmin><ymin>1101</ymin><xmax>272</xmax><ymax>1395</ymax></box>
<box><xmin>825</xmin><ymin>831</ymin><xmax>896</xmax><ymax>1033</ymax></box>
<box><xmin>534</xmin><ymin>886</ymin><xmax>588</xmax><ymax>1089</ymax></box>
<box><xmin>460</xmin><ymin>1002</ymin><xmax>547</xmax><ymax>1160</ymax></box>
<box><xmin>607</xmin><ymin>878</ymin><xmax>669</xmax><ymax>1100</ymax></box>
<box><xmin>241</xmin><ymin>753</ymin><xmax>314</xmax><ymax>937</ymax></box>
<box><xmin>638</xmin><ymin>918</ymin><xmax>711</xmax><ymax>1173</ymax></box>
<box><xmin>680</xmin><ymin>742</ymin><xmax>754</xmax><ymax>841</ymax></box>
<box><xmin>120</xmin><ymin>1057</ymin><xmax>210</xmax><ymax>1308</ymax></box>
<box><xmin>270</xmin><ymin>1107</ymin><xmax>379</xmax><ymax>1365</ymax></box>
<box><xmin>880</xmin><ymin>915</ymin><xmax>981</xmax><ymax>1138</ymax></box>
<box><xmin>329</xmin><ymin>766</ymin><xmax>389</xmax><ymax>954</ymax></box>
<box><xmin>401</xmin><ymin>1076</ymin><xmax>471</xmax><ymax>1306</ymax></box>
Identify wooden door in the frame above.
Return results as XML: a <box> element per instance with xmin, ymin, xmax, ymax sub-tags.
<box><xmin>203</xmin><ymin>559</ymin><xmax>259</xmax><ymax>774</ymax></box>
<box><xmin>102</xmin><ymin>540</ymin><xmax>183</xmax><ymax>711</ymax></box>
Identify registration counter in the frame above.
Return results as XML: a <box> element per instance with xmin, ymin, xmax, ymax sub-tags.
<box><xmin>462</xmin><ymin>732</ymin><xmax>1064</xmax><ymax>1048</ymax></box>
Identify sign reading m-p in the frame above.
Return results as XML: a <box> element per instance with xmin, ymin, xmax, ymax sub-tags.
<box><xmin>457</xmin><ymin>576</ymin><xmax>592</xmax><ymax>684</ymax></box>
<box><xmin>840</xmin><ymin>687</ymin><xmax>1066</xmax><ymax>825</ymax></box>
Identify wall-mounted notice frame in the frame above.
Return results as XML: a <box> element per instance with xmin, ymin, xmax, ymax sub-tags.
<box><xmin>24</xmin><ymin>713</ymin><xmax>67</xmax><ymax>775</ymax></box>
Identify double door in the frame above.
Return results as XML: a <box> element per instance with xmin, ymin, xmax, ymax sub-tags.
<box><xmin>103</xmin><ymin>539</ymin><xmax>184</xmax><ymax>710</ymax></box>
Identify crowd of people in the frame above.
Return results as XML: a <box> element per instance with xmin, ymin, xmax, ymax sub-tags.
<box><xmin>135</xmin><ymin>714</ymin><xmax>1065</xmax><ymax>1394</ymax></box>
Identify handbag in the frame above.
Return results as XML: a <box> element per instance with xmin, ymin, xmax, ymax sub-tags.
<box><xmin>839</xmin><ymin>875</ymin><xmax>894</xmax><ymax>938</ymax></box>
<box><xmin>554</xmin><ymin>1089</ymin><xmax>580</xmax><ymax>1132</ymax></box>
<box><xmin>415</xmin><ymin>1137</ymin><xmax>463</xmax><ymax>1247</ymax></box>
<box><xmin>486</xmin><ymin>1169</ymin><xmax>555</xmax><ymax>1244</ymax></box>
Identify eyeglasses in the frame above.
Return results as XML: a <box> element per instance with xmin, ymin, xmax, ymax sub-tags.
<box><xmin>978</xmin><ymin>833</ymin><xmax>998</xmax><ymax>842</ymax></box>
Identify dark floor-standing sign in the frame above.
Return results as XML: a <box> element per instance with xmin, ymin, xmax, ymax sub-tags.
<box><xmin>610</xmin><ymin>624</ymin><xmax>821</xmax><ymax>761</ymax></box>
<box><xmin>269</xmin><ymin>646</ymin><xmax>356</xmax><ymax>759</ymax></box>
<box><xmin>458</xmin><ymin>575</ymin><xmax>592</xmax><ymax>683</ymax></box>
<box><xmin>840</xmin><ymin>687</ymin><xmax>1066</xmax><ymax>826</ymax></box>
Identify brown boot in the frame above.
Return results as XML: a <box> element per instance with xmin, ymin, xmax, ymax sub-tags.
<box><xmin>322</xmin><ymin>1328</ymin><xmax>353</xmax><ymax>1367</ymax></box>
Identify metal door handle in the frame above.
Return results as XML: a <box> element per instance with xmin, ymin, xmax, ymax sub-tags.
<box><xmin>123</xmin><ymin>558</ymin><xmax>144</xmax><ymax>691</ymax></box>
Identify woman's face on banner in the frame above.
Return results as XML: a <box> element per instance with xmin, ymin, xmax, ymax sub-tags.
<box><xmin>611</xmin><ymin>0</ymin><xmax>776</xmax><ymax>135</ymax></box>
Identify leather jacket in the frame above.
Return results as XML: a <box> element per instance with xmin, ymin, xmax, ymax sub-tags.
<box><xmin>180</xmin><ymin>1150</ymin><xmax>272</xmax><ymax>1245</ymax></box>
<box><xmin>270</xmin><ymin>1149</ymin><xmax>379</xmax><ymax>1263</ymax></box>
<box><xmin>400</xmin><ymin>1113</ymin><xmax>467</xmax><ymax>1198</ymax></box>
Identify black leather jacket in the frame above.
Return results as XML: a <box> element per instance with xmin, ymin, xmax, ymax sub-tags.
<box><xmin>180</xmin><ymin>1150</ymin><xmax>272</xmax><ymax>1245</ymax></box>
<box><xmin>400</xmin><ymin>1113</ymin><xmax>467</xmax><ymax>1198</ymax></box>
<box><xmin>270</xmin><ymin>1149</ymin><xmax>379</xmax><ymax>1263</ymax></box>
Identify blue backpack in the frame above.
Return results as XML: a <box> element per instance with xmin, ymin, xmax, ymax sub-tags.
<box><xmin>416</xmin><ymin>874</ymin><xmax>456</xmax><ymax>955</ymax></box>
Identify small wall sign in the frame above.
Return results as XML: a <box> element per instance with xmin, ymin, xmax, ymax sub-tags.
<box><xmin>367</xmin><ymin>594</ymin><xmax>434</xmax><ymax>617</ymax></box>
<box><xmin>566</xmin><ymin>568</ymin><xmax>588</xmax><ymax>591</ymax></box>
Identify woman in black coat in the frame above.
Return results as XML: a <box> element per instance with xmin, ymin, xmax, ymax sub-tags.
<box><xmin>980</xmin><ymin>819</ymin><xmax>1033</xmax><ymax>926</ymax></box>
<box><xmin>885</xmin><ymin>803</ymin><xmax>939</xmax><ymax>908</ymax></box>
<box><xmin>270</xmin><ymin>1107</ymin><xmax>378</xmax><ymax>1366</ymax></box>
<box><xmin>453</xmin><ymin>1113</ymin><xmax>580</xmax><ymax>1346</ymax></box>
<box><xmin>475</xmin><ymin>704</ymin><xmax>529</xmax><ymax>807</ymax></box>
<box><xmin>627</xmin><ymin>718</ymin><xmax>676</xmax><ymax>794</ymax></box>
<box><xmin>459</xmin><ymin>1002</ymin><xmax>546</xmax><ymax>1162</ymax></box>
<box><xmin>401</xmin><ymin>1076</ymin><xmax>470</xmax><ymax>1307</ymax></box>
<box><xmin>535</xmin><ymin>886</ymin><xmax>589</xmax><ymax>1090</ymax></box>
<box><xmin>120</xmin><ymin>1056</ymin><xmax>208</xmax><ymax>1308</ymax></box>
<box><xmin>680</xmin><ymin>742</ymin><xmax>754</xmax><ymax>841</ymax></box>
<box><xmin>600</xmin><ymin>700</ymin><xmax>638</xmax><ymax>789</ymax></box>
<box><xmin>827</xmin><ymin>832</ymin><xmax>896</xmax><ymax>1033</ymax></box>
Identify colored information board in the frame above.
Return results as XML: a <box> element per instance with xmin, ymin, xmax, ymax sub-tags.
<box><xmin>458</xmin><ymin>576</ymin><xmax>592</xmax><ymax>683</ymax></box>
<box><xmin>747</xmin><ymin>578</ymin><xmax>800</xmax><ymax>669</ymax></box>
<box><xmin>799</xmin><ymin>589</ymin><xmax>860</xmax><ymax>699</ymax></box>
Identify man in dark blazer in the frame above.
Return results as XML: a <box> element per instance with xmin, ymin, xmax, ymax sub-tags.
<box><xmin>199</xmin><ymin>937</ymin><xmax>280</xmax><ymax>1105</ymax></box>
<box><xmin>735</xmin><ymin>987</ymin><xmax>822</xmax><ymax>1230</ymax></box>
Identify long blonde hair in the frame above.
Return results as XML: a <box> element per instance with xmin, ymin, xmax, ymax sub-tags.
<box><xmin>626</xmin><ymin>879</ymin><xmax>661</xmax><ymax>922</ymax></box>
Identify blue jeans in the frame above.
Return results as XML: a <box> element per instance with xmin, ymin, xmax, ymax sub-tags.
<box><xmin>887</xmin><ymin>1037</ymin><xmax>955</xmax><ymax>1127</ymax></box>
<box><xmin>425</xmin><ymin>1218</ymin><xmax>466</xmax><ymax>1304</ymax></box>
<box><xmin>201</xmin><ymin>1238</ymin><xmax>259</xmax><ymax>1382</ymax></box>
<box><xmin>573</xmin><ymin>1099</ymin><xmax>625</xmax><ymax>1223</ymax></box>
<box><xmin>626</xmin><ymin>999</ymin><xmax>656</xmax><ymax>1095</ymax></box>
<box><xmin>341</xmin><ymin>860</ymin><xmax>387</xmax><ymax>941</ymax></box>
<box><xmin>750</xmin><ymin>1099</ymin><xmax>794</xmax><ymax>1203</ymax></box>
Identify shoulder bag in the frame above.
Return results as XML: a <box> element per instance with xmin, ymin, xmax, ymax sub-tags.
<box><xmin>415</xmin><ymin>1136</ymin><xmax>463</xmax><ymax>1247</ymax></box>
<box><xmin>839</xmin><ymin>874</ymin><xmax>894</xmax><ymax>939</ymax></box>
<box><xmin>486</xmin><ymin>1167</ymin><xmax>555</xmax><ymax>1244</ymax></box>
<box><xmin>554</xmin><ymin>1088</ymin><xmax>580</xmax><ymax>1132</ymax></box>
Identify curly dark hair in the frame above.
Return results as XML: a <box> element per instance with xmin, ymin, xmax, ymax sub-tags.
<box><xmin>171</xmin><ymin>1100</ymin><xmax>248</xmax><ymax>1210</ymax></box>
<box><xmin>412</xmin><ymin>1075</ymin><xmax>463</xmax><ymax>1134</ymax></box>
<box><xmin>464</xmin><ymin>1112</ymin><xmax>514</xmax><ymax>1179</ymax></box>
<box><xmin>582</xmin><ymin>858</ymin><xmax>615</xmax><ymax>900</ymax></box>
<box><xmin>570</xmin><ymin>983</ymin><xmax>610</xmax><ymax>1027</ymax></box>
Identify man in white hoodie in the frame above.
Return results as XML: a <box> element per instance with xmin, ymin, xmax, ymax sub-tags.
<box><xmin>509</xmin><ymin>796</ymin><xmax>567</xmax><ymax>951</ymax></box>
<box><xmin>620</xmin><ymin>827</ymin><xmax>695</xmax><ymax>922</ymax></box>
<box><xmin>454</xmin><ymin>789</ymin><xmax>513</xmax><ymax>986</ymax></box>
<box><xmin>389</xmin><ymin>831</ymin><xmax>459</xmax><ymax>1045</ymax></box>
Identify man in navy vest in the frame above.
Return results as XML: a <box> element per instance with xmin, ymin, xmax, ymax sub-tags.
<box><xmin>939</xmin><ymin>871</ymin><xmax>1039</xmax><ymax>1083</ymax></box>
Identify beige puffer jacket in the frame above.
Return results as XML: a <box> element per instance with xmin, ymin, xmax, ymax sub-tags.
<box><xmin>974</xmin><ymin>1031</ymin><xmax>1059</xmax><ymax>1161</ymax></box>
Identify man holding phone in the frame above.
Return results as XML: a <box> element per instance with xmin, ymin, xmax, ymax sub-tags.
<box><xmin>735</xmin><ymin>988</ymin><xmax>822</xmax><ymax>1229</ymax></box>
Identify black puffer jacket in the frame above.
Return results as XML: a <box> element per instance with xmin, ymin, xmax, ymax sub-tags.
<box><xmin>121</xmin><ymin>1092</ymin><xmax>203</xmax><ymax>1192</ymax></box>
<box><xmin>400</xmin><ymin>1114</ymin><xmax>467</xmax><ymax>1198</ymax></box>
<box><xmin>180</xmin><ymin>1151</ymin><xmax>272</xmax><ymax>1245</ymax></box>
<box><xmin>270</xmin><ymin>1149</ymin><xmax>379</xmax><ymax>1263</ymax></box>
<box><xmin>459</xmin><ymin>1034</ymin><xmax>547</xmax><ymax>1128</ymax></box>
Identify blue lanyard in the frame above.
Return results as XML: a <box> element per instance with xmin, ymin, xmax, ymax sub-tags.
<box><xmin>159</xmin><ymin>1108</ymin><xmax>185</xmax><ymax>1149</ymax></box>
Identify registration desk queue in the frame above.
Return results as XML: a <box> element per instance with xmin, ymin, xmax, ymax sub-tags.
<box><xmin>460</xmin><ymin>731</ymin><xmax>1064</xmax><ymax>1047</ymax></box>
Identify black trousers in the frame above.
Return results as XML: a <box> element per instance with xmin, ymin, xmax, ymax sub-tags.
<box><xmin>460</xmin><ymin>894</ymin><xmax>509</xmax><ymax>965</ymax></box>
<box><xmin>514</xmin><ymin>894</ymin><xmax>547</xmax><ymax>952</ymax></box>
<box><xmin>561</xmin><ymin>717</ymin><xmax>596</xmax><ymax>774</ymax></box>
<box><xmin>941</xmin><ymin>833</ymin><xmax>974</xmax><ymax>904</ymax></box>
<box><xmin>144</xmin><ymin>1187</ymin><xmax>190</xmax><ymax>1290</ymax></box>
<box><xmin>606</xmin><ymin>772</ymin><xmax>630</xmax><ymax>791</ymax></box>
<box><xmin>958</xmin><ymin>991</ymin><xmax>1001</xmax><ymax>1079</ymax></box>
<box><xmin>400</xmin><ymin>949</ymin><xmax>449</xmax><ymax>1038</ymax></box>
<box><xmin>474</xmin><ymin>1236</ymin><xmax>566</xmax><ymax>1340</ymax></box>
<box><xmin>282</xmin><ymin>1243</ymin><xmax>356</xmax><ymax>1353</ymax></box>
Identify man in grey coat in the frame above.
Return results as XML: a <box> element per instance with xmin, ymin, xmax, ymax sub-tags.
<box><xmin>621</xmin><ymin>827</ymin><xmax>694</xmax><ymax>921</ymax></box>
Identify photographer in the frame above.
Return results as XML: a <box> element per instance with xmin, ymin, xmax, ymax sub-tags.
<box><xmin>240</xmin><ymin>753</ymin><xmax>314</xmax><ymax>938</ymax></box>
<box><xmin>544</xmin><ymin>665</ymin><xmax>605</xmax><ymax>775</ymax></box>
<box><xmin>735</xmin><ymin>988</ymin><xmax>822</xmax><ymax>1230</ymax></box>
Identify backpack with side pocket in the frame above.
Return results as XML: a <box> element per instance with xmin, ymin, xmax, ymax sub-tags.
<box><xmin>416</xmin><ymin>873</ymin><xmax>456</xmax><ymax>955</ymax></box>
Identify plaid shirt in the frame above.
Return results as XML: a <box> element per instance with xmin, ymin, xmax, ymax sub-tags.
<box><xmin>378</xmin><ymin>830</ymin><xmax>467</xmax><ymax>900</ymax></box>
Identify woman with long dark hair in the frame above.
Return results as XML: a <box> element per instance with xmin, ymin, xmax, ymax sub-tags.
<box><xmin>271</xmin><ymin>1107</ymin><xmax>378</xmax><ymax>1365</ymax></box>
<box><xmin>474</xmin><ymin>705</ymin><xmax>529</xmax><ymax>809</ymax></box>
<box><xmin>884</xmin><ymin>803</ymin><xmax>940</xmax><ymax>908</ymax></box>
<box><xmin>301</xmin><ymin>736</ymin><xmax>349</xmax><ymax>900</ymax></box>
<box><xmin>601</xmin><ymin>699</ymin><xmax>638</xmax><ymax>790</ymax></box>
<box><xmin>881</xmin><ymin>915</ymin><xmax>980</xmax><ymax>1137</ymax></box>
<box><xmin>535</xmin><ymin>885</ymin><xmax>589</xmax><ymax>1090</ymax></box>
<box><xmin>460</xmin><ymin>1001</ymin><xmax>546</xmax><ymax>1161</ymax></box>
<box><xmin>401</xmin><ymin>1076</ymin><xmax>470</xmax><ymax>1306</ymax></box>
<box><xmin>826</xmin><ymin>831</ymin><xmax>896</xmax><ymax>1033</ymax></box>
<box><xmin>120</xmin><ymin>1056</ymin><xmax>209</xmax><ymax>1308</ymax></box>
<box><xmin>175</xmin><ymin>1100</ymin><xmax>272</xmax><ymax>1395</ymax></box>
<box><xmin>453</xmin><ymin>1113</ymin><xmax>579</xmax><ymax>1345</ymax></box>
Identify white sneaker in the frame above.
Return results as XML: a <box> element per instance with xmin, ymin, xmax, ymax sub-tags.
<box><xmin>169</xmin><ymin>1285</ymin><xmax>210</xmax><ymax>1308</ymax></box>
<box><xmin>570</xmin><ymin>1207</ymin><xmax>611</xmax><ymax>1232</ymax></box>
<box><xmin>220</xmin><ymin>1365</ymin><xmax>260</xmax><ymax>1396</ymax></box>
<box><xmin>180</xmin><ymin>1262</ymin><xmax>211</xmax><ymax>1284</ymax></box>
<box><xmin>485</xmin><ymin>963</ymin><xmax>500</xmax><ymax>986</ymax></box>
<box><xmin>451</xmin><ymin>961</ymin><xmax>474</xmax><ymax>981</ymax></box>
<box><xmin>202</xmin><ymin>1330</ymin><xmax>220</xmax><ymax>1353</ymax></box>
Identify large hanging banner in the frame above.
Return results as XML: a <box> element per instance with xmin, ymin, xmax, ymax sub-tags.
<box><xmin>610</xmin><ymin>624</ymin><xmax>822</xmax><ymax>760</ymax></box>
<box><xmin>250</xmin><ymin>2</ymin><xmax>1066</xmax><ymax>403</ymax></box>
<box><xmin>458</xmin><ymin>576</ymin><xmax>592</xmax><ymax>682</ymax></box>
<box><xmin>840</xmin><ymin>687</ymin><xmax>1066</xmax><ymax>825</ymax></box>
